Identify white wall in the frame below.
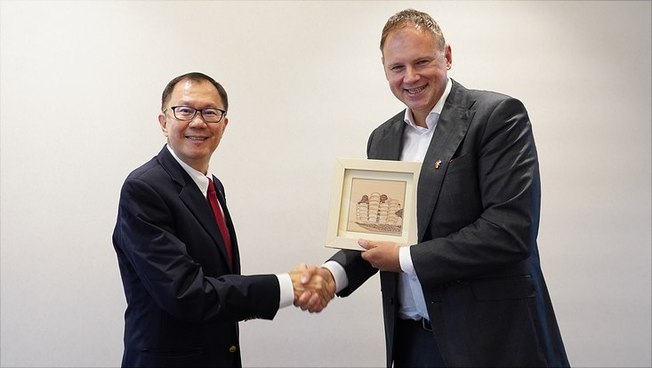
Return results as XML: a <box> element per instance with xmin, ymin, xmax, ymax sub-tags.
<box><xmin>1</xmin><ymin>1</ymin><xmax>650</xmax><ymax>367</ymax></box>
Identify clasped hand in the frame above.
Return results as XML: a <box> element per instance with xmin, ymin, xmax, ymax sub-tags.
<box><xmin>289</xmin><ymin>239</ymin><xmax>399</xmax><ymax>313</ymax></box>
<box><xmin>289</xmin><ymin>264</ymin><xmax>335</xmax><ymax>313</ymax></box>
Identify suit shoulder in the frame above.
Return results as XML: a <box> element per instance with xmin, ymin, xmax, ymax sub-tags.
<box><xmin>124</xmin><ymin>156</ymin><xmax>164</xmax><ymax>182</ymax></box>
<box><xmin>464</xmin><ymin>88</ymin><xmax>527</xmax><ymax>111</ymax></box>
<box><xmin>451</xmin><ymin>80</ymin><xmax>518</xmax><ymax>104</ymax></box>
<box><xmin>372</xmin><ymin>110</ymin><xmax>404</xmax><ymax>134</ymax></box>
<box><xmin>468</xmin><ymin>88</ymin><xmax>515</xmax><ymax>103</ymax></box>
<box><xmin>120</xmin><ymin>156</ymin><xmax>178</xmax><ymax>195</ymax></box>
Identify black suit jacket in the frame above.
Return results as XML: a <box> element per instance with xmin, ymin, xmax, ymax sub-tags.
<box><xmin>330</xmin><ymin>80</ymin><xmax>569</xmax><ymax>367</ymax></box>
<box><xmin>113</xmin><ymin>146</ymin><xmax>280</xmax><ymax>367</ymax></box>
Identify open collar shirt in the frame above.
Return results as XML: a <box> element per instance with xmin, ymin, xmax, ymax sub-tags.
<box><xmin>324</xmin><ymin>78</ymin><xmax>453</xmax><ymax>322</ymax></box>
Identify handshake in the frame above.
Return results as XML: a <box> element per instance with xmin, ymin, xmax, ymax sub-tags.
<box><xmin>289</xmin><ymin>264</ymin><xmax>336</xmax><ymax>313</ymax></box>
<box><xmin>285</xmin><ymin>240</ymin><xmax>401</xmax><ymax>313</ymax></box>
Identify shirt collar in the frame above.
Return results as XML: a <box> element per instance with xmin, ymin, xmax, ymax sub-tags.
<box><xmin>403</xmin><ymin>77</ymin><xmax>452</xmax><ymax>129</ymax></box>
<box><xmin>166</xmin><ymin>144</ymin><xmax>211</xmax><ymax>197</ymax></box>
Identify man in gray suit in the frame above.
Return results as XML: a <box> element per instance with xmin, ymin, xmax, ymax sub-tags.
<box><xmin>298</xmin><ymin>9</ymin><xmax>569</xmax><ymax>367</ymax></box>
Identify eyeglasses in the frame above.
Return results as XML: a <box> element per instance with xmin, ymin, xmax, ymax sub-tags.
<box><xmin>165</xmin><ymin>106</ymin><xmax>227</xmax><ymax>123</ymax></box>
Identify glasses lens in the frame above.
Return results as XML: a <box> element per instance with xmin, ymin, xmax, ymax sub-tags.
<box><xmin>173</xmin><ymin>106</ymin><xmax>196</xmax><ymax>120</ymax></box>
<box><xmin>201</xmin><ymin>109</ymin><xmax>223</xmax><ymax>123</ymax></box>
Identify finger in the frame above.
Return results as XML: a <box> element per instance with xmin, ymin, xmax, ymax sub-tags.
<box><xmin>299</xmin><ymin>292</ymin><xmax>320</xmax><ymax>312</ymax></box>
<box><xmin>315</xmin><ymin>286</ymin><xmax>330</xmax><ymax>304</ymax></box>
<box><xmin>300</xmin><ymin>290</ymin><xmax>312</xmax><ymax>303</ymax></box>
<box><xmin>360</xmin><ymin>250</ymin><xmax>378</xmax><ymax>269</ymax></box>
<box><xmin>360</xmin><ymin>249</ymin><xmax>370</xmax><ymax>261</ymax></box>
<box><xmin>301</xmin><ymin>265</ymin><xmax>317</xmax><ymax>284</ymax></box>
<box><xmin>309</xmin><ymin>296</ymin><xmax>326</xmax><ymax>313</ymax></box>
<box><xmin>358</xmin><ymin>239</ymin><xmax>378</xmax><ymax>250</ymax></box>
<box><xmin>310</xmin><ymin>286</ymin><xmax>334</xmax><ymax>313</ymax></box>
<box><xmin>296</xmin><ymin>290</ymin><xmax>312</xmax><ymax>308</ymax></box>
<box><xmin>309</xmin><ymin>303</ymin><xmax>325</xmax><ymax>313</ymax></box>
<box><xmin>301</xmin><ymin>271</ymin><xmax>310</xmax><ymax>284</ymax></box>
<box><xmin>309</xmin><ymin>292</ymin><xmax>320</xmax><ymax>306</ymax></box>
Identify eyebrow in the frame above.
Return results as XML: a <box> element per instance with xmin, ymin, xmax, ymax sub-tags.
<box><xmin>173</xmin><ymin>101</ymin><xmax>223</xmax><ymax>109</ymax></box>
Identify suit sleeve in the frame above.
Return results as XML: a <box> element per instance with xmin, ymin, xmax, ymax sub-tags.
<box><xmin>411</xmin><ymin>97</ymin><xmax>542</xmax><ymax>284</ymax></box>
<box><xmin>113</xmin><ymin>176</ymin><xmax>280</xmax><ymax>323</ymax></box>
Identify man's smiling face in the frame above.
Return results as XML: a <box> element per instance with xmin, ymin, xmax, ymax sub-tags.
<box><xmin>158</xmin><ymin>79</ymin><xmax>228</xmax><ymax>174</ymax></box>
<box><xmin>382</xmin><ymin>25</ymin><xmax>451</xmax><ymax>126</ymax></box>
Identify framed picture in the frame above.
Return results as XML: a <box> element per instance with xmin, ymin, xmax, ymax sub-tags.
<box><xmin>326</xmin><ymin>158</ymin><xmax>422</xmax><ymax>251</ymax></box>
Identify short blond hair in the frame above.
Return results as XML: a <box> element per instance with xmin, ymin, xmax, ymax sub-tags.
<box><xmin>380</xmin><ymin>9</ymin><xmax>446</xmax><ymax>52</ymax></box>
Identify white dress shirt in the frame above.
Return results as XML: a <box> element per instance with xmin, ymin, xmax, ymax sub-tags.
<box><xmin>324</xmin><ymin>78</ymin><xmax>453</xmax><ymax>321</ymax></box>
<box><xmin>166</xmin><ymin>145</ymin><xmax>294</xmax><ymax>309</ymax></box>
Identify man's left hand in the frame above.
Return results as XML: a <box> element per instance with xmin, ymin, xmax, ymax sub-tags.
<box><xmin>359</xmin><ymin>239</ymin><xmax>401</xmax><ymax>272</ymax></box>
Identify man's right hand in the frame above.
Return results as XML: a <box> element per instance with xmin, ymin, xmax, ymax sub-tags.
<box><xmin>289</xmin><ymin>264</ymin><xmax>335</xmax><ymax>313</ymax></box>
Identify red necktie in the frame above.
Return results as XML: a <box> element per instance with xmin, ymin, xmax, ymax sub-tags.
<box><xmin>207</xmin><ymin>178</ymin><xmax>233</xmax><ymax>267</ymax></box>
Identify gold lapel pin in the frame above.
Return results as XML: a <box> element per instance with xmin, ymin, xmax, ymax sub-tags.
<box><xmin>435</xmin><ymin>160</ymin><xmax>442</xmax><ymax>169</ymax></box>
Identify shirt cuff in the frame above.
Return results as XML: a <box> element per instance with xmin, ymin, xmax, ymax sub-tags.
<box><xmin>399</xmin><ymin>246</ymin><xmax>416</xmax><ymax>276</ymax></box>
<box><xmin>322</xmin><ymin>260</ymin><xmax>348</xmax><ymax>293</ymax></box>
<box><xmin>276</xmin><ymin>273</ymin><xmax>294</xmax><ymax>309</ymax></box>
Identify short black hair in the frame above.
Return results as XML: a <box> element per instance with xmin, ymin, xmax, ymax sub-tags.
<box><xmin>161</xmin><ymin>72</ymin><xmax>228</xmax><ymax>111</ymax></box>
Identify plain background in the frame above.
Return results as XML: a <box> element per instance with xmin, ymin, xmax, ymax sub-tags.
<box><xmin>1</xmin><ymin>1</ymin><xmax>650</xmax><ymax>367</ymax></box>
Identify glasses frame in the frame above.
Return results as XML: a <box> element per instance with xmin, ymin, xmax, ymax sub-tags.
<box><xmin>165</xmin><ymin>105</ymin><xmax>227</xmax><ymax>123</ymax></box>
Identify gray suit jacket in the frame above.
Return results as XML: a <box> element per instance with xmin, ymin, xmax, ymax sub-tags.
<box><xmin>330</xmin><ymin>80</ymin><xmax>569</xmax><ymax>367</ymax></box>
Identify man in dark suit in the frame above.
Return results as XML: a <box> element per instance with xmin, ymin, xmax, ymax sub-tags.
<box><xmin>298</xmin><ymin>9</ymin><xmax>569</xmax><ymax>367</ymax></box>
<box><xmin>112</xmin><ymin>72</ymin><xmax>333</xmax><ymax>367</ymax></box>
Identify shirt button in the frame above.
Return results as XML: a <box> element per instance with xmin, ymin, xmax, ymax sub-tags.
<box><xmin>228</xmin><ymin>345</ymin><xmax>237</xmax><ymax>353</ymax></box>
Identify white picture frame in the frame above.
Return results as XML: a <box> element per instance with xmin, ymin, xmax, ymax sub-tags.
<box><xmin>326</xmin><ymin>158</ymin><xmax>422</xmax><ymax>251</ymax></box>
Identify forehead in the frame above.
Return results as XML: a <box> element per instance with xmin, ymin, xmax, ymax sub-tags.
<box><xmin>169</xmin><ymin>79</ymin><xmax>223</xmax><ymax>107</ymax></box>
<box><xmin>382</xmin><ymin>28</ymin><xmax>439</xmax><ymax>59</ymax></box>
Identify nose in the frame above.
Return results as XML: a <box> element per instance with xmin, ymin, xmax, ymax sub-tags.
<box><xmin>404</xmin><ymin>66</ymin><xmax>419</xmax><ymax>83</ymax></box>
<box><xmin>188</xmin><ymin>112</ymin><xmax>208</xmax><ymax>127</ymax></box>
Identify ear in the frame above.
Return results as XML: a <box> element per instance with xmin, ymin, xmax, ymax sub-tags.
<box><xmin>444</xmin><ymin>44</ymin><xmax>453</xmax><ymax>67</ymax></box>
<box><xmin>158</xmin><ymin>113</ymin><xmax>168</xmax><ymax>136</ymax></box>
<box><xmin>381</xmin><ymin>56</ymin><xmax>390</xmax><ymax>81</ymax></box>
<box><xmin>222</xmin><ymin>117</ymin><xmax>229</xmax><ymax>130</ymax></box>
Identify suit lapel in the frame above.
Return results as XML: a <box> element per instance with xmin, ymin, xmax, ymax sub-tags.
<box><xmin>157</xmin><ymin>147</ymin><xmax>234</xmax><ymax>271</ymax></box>
<box><xmin>370</xmin><ymin>113</ymin><xmax>405</xmax><ymax>160</ymax></box>
<box><xmin>178</xmin><ymin>185</ymin><xmax>228</xmax><ymax>260</ymax></box>
<box><xmin>417</xmin><ymin>81</ymin><xmax>476</xmax><ymax>241</ymax></box>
